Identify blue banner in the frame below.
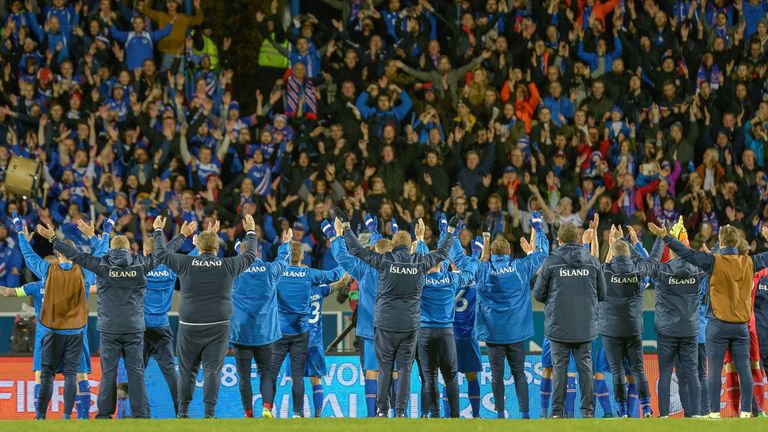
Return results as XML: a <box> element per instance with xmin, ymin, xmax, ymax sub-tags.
<box><xmin>142</xmin><ymin>354</ymin><xmax>618</xmax><ymax>418</ymax></box>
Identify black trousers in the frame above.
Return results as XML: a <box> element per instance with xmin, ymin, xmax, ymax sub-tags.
<box><xmin>374</xmin><ymin>328</ymin><xmax>417</xmax><ymax>416</ymax></box>
<box><xmin>602</xmin><ymin>335</ymin><xmax>649</xmax><ymax>408</ymax></box>
<box><xmin>263</xmin><ymin>332</ymin><xmax>309</xmax><ymax>416</ymax></box>
<box><xmin>97</xmin><ymin>332</ymin><xmax>148</xmax><ymax>419</ymax></box>
<box><xmin>177</xmin><ymin>322</ymin><xmax>230</xmax><ymax>417</ymax></box>
<box><xmin>551</xmin><ymin>339</ymin><xmax>594</xmax><ymax>417</ymax></box>
<box><xmin>38</xmin><ymin>332</ymin><xmax>81</xmax><ymax>419</ymax></box>
<box><xmin>233</xmin><ymin>343</ymin><xmax>273</xmax><ymax>413</ymax></box>
<box><xmin>417</xmin><ymin>327</ymin><xmax>459</xmax><ymax>418</ymax></box>
<box><xmin>487</xmin><ymin>341</ymin><xmax>528</xmax><ymax>415</ymax></box>
<box><xmin>143</xmin><ymin>326</ymin><xmax>178</xmax><ymax>414</ymax></box>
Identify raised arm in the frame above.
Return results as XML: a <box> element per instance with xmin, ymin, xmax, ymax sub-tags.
<box><xmin>18</xmin><ymin>231</ymin><xmax>50</xmax><ymax>280</ymax></box>
<box><xmin>336</xmin><ymin>212</ymin><xmax>385</xmax><ymax>270</ymax></box>
<box><xmin>649</xmin><ymin>223</ymin><xmax>714</xmax><ymax>273</ymax></box>
<box><xmin>151</xmin><ymin>217</ymin><xmax>197</xmax><ymax>274</ymax></box>
<box><xmin>52</xmin><ymin>240</ymin><xmax>103</xmax><ymax>275</ymax></box>
<box><xmin>329</xmin><ymin>234</ymin><xmax>370</xmax><ymax>281</ymax></box>
<box><xmin>226</xmin><ymin>215</ymin><xmax>261</xmax><ymax>275</ymax></box>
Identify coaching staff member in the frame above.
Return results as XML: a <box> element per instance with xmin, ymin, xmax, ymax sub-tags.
<box><xmin>534</xmin><ymin>223</ymin><xmax>607</xmax><ymax>418</ymax></box>
<box><xmin>334</xmin><ymin>210</ymin><xmax>456</xmax><ymax>417</ymax></box>
<box><xmin>650</xmin><ymin>223</ymin><xmax>768</xmax><ymax>418</ymax></box>
<box><xmin>152</xmin><ymin>215</ymin><xmax>259</xmax><ymax>418</ymax></box>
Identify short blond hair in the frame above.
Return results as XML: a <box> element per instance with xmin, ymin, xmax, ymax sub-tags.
<box><xmin>374</xmin><ymin>238</ymin><xmax>393</xmax><ymax>253</ymax></box>
<box><xmin>290</xmin><ymin>241</ymin><xmax>304</xmax><ymax>264</ymax></box>
<box><xmin>392</xmin><ymin>231</ymin><xmax>412</xmax><ymax>249</ymax></box>
<box><xmin>196</xmin><ymin>231</ymin><xmax>219</xmax><ymax>254</ymax></box>
<box><xmin>610</xmin><ymin>240</ymin><xmax>631</xmax><ymax>257</ymax></box>
<box><xmin>491</xmin><ymin>237</ymin><xmax>510</xmax><ymax>255</ymax></box>
<box><xmin>111</xmin><ymin>235</ymin><xmax>130</xmax><ymax>250</ymax></box>
<box><xmin>719</xmin><ymin>225</ymin><xmax>740</xmax><ymax>248</ymax></box>
<box><xmin>557</xmin><ymin>223</ymin><xmax>580</xmax><ymax>244</ymax></box>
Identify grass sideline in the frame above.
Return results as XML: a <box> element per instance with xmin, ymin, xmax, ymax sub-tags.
<box><xmin>2</xmin><ymin>418</ymin><xmax>767</xmax><ymax>432</ymax></box>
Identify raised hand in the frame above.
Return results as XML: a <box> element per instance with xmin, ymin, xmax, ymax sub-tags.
<box><xmin>242</xmin><ymin>214</ymin><xmax>256</xmax><ymax>232</ymax></box>
<box><xmin>36</xmin><ymin>223</ymin><xmax>56</xmax><ymax>241</ymax></box>
<box><xmin>472</xmin><ymin>236</ymin><xmax>484</xmax><ymax>257</ymax></box>
<box><xmin>439</xmin><ymin>212</ymin><xmax>448</xmax><ymax>234</ymax></box>
<box><xmin>180</xmin><ymin>220</ymin><xmax>199</xmax><ymax>237</ymax></box>
<box><xmin>153</xmin><ymin>216</ymin><xmax>167</xmax><ymax>230</ymax></box>
<box><xmin>334</xmin><ymin>206</ymin><xmax>349</xmax><ymax>223</ymax></box>
<box><xmin>103</xmin><ymin>210</ymin><xmax>117</xmax><ymax>234</ymax></box>
<box><xmin>364</xmin><ymin>213</ymin><xmax>378</xmax><ymax>233</ymax></box>
<box><xmin>76</xmin><ymin>219</ymin><xmax>96</xmax><ymax>238</ymax></box>
<box><xmin>334</xmin><ymin>217</ymin><xmax>344</xmax><ymax>236</ymax></box>
<box><xmin>281</xmin><ymin>228</ymin><xmax>293</xmax><ymax>243</ymax></box>
<box><xmin>530</xmin><ymin>211</ymin><xmax>543</xmax><ymax>232</ymax></box>
<box><xmin>647</xmin><ymin>223</ymin><xmax>667</xmax><ymax>238</ymax></box>
<box><xmin>321</xmin><ymin>219</ymin><xmax>336</xmax><ymax>238</ymax></box>
<box><xmin>205</xmin><ymin>219</ymin><xmax>220</xmax><ymax>233</ymax></box>
<box><xmin>390</xmin><ymin>218</ymin><xmax>399</xmax><ymax>234</ymax></box>
<box><xmin>415</xmin><ymin>218</ymin><xmax>425</xmax><ymax>240</ymax></box>
<box><xmin>628</xmin><ymin>225</ymin><xmax>639</xmax><ymax>244</ymax></box>
<box><xmin>520</xmin><ymin>236</ymin><xmax>533</xmax><ymax>254</ymax></box>
<box><xmin>11</xmin><ymin>211</ymin><xmax>23</xmax><ymax>233</ymax></box>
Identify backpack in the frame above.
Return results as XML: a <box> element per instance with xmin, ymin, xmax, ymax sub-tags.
<box><xmin>10</xmin><ymin>315</ymin><xmax>36</xmax><ymax>353</ymax></box>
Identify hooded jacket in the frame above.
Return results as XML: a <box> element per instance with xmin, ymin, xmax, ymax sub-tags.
<box><xmin>475</xmin><ymin>231</ymin><xmax>549</xmax><ymax>344</ymax></box>
<box><xmin>54</xmin><ymin>240</ymin><xmax>166</xmax><ymax>334</ymax></box>
<box><xmin>415</xmin><ymin>235</ymin><xmax>477</xmax><ymax>329</ymax></box>
<box><xmin>599</xmin><ymin>239</ymin><xmax>663</xmax><ymax>337</ymax></box>
<box><xmin>330</xmin><ymin>237</ymin><xmax>379</xmax><ymax>339</ymax></box>
<box><xmin>534</xmin><ymin>243</ymin><xmax>607</xmax><ymax>343</ymax></box>
<box><xmin>152</xmin><ymin>230</ymin><xmax>258</xmax><ymax>325</ymax></box>
<box><xmin>343</xmin><ymin>229</ymin><xmax>453</xmax><ymax>332</ymax></box>
<box><xmin>230</xmin><ymin>242</ymin><xmax>290</xmax><ymax>346</ymax></box>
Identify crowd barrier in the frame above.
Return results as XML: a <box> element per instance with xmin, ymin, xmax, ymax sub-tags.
<box><xmin>0</xmin><ymin>354</ymin><xmax>752</xmax><ymax>419</ymax></box>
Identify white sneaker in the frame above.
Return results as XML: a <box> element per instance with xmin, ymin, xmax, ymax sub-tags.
<box><xmin>740</xmin><ymin>412</ymin><xmax>753</xmax><ymax>419</ymax></box>
<box><xmin>708</xmin><ymin>413</ymin><xmax>721</xmax><ymax>419</ymax></box>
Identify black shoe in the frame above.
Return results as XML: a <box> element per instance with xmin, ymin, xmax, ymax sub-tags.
<box><xmin>583</xmin><ymin>414</ymin><xmax>594</xmax><ymax>418</ymax></box>
<box><xmin>203</xmin><ymin>415</ymin><xmax>216</xmax><ymax>419</ymax></box>
<box><xmin>177</xmin><ymin>413</ymin><xmax>190</xmax><ymax>419</ymax></box>
<box><xmin>377</xmin><ymin>413</ymin><xmax>388</xmax><ymax>418</ymax></box>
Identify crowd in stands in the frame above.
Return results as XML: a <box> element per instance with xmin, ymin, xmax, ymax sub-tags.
<box><xmin>2</xmin><ymin>0</ymin><xmax>768</xmax><ymax>286</ymax></box>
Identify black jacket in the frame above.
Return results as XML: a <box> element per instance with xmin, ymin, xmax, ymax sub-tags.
<box><xmin>343</xmin><ymin>229</ymin><xmax>452</xmax><ymax>332</ymax></box>
<box><xmin>152</xmin><ymin>230</ymin><xmax>258</xmax><ymax>325</ymax></box>
<box><xmin>534</xmin><ymin>243</ymin><xmax>607</xmax><ymax>343</ymax></box>
<box><xmin>54</xmin><ymin>239</ymin><xmax>182</xmax><ymax>334</ymax></box>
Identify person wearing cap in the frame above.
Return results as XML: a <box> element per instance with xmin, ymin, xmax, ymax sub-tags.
<box><xmin>261</xmin><ymin>237</ymin><xmax>343</xmax><ymax>418</ymax></box>
<box><xmin>13</xmin><ymin>216</ymin><xmax>107</xmax><ymax>420</ymax></box>
<box><xmin>230</xmin><ymin>229</ymin><xmax>292</xmax><ymax>418</ymax></box>
<box><xmin>333</xmin><ymin>209</ymin><xmax>456</xmax><ymax>418</ymax></box>
<box><xmin>39</xmin><ymin>219</ymin><xmax>172</xmax><ymax>419</ymax></box>
<box><xmin>151</xmin><ymin>215</ymin><xmax>258</xmax><ymax>418</ymax></box>
<box><xmin>648</xmin><ymin>222</ymin><xmax>768</xmax><ymax>418</ymax></box>
<box><xmin>533</xmin><ymin>222</ymin><xmax>607</xmax><ymax>419</ymax></box>
<box><xmin>109</xmin><ymin>15</ymin><xmax>173</xmax><ymax>72</ymax></box>
<box><xmin>141</xmin><ymin>0</ymin><xmax>204</xmax><ymax>72</ymax></box>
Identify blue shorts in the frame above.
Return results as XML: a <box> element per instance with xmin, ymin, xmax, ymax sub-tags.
<box><xmin>360</xmin><ymin>336</ymin><xmax>378</xmax><ymax>372</ymax></box>
<box><xmin>541</xmin><ymin>337</ymin><xmax>607</xmax><ymax>374</ymax></box>
<box><xmin>79</xmin><ymin>331</ymin><xmax>92</xmax><ymax>374</ymax></box>
<box><xmin>455</xmin><ymin>337</ymin><xmax>482</xmax><ymax>373</ymax></box>
<box><xmin>33</xmin><ymin>328</ymin><xmax>45</xmax><ymax>371</ymax></box>
<box><xmin>304</xmin><ymin>344</ymin><xmax>327</xmax><ymax>377</ymax></box>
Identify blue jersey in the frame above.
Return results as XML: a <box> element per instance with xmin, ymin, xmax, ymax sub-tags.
<box><xmin>330</xmin><ymin>238</ymin><xmax>378</xmax><ymax>339</ymax></box>
<box><xmin>230</xmin><ymin>243</ymin><xmax>290</xmax><ymax>346</ymax></box>
<box><xmin>474</xmin><ymin>231</ymin><xmax>549</xmax><ymax>344</ymax></box>
<box><xmin>276</xmin><ymin>265</ymin><xmax>343</xmax><ymax>335</ymax></box>
<box><xmin>21</xmin><ymin>281</ymin><xmax>47</xmax><ymax>340</ymax></box>
<box><xmin>698</xmin><ymin>277</ymin><xmax>709</xmax><ymax>344</ymax></box>
<box><xmin>308</xmin><ymin>284</ymin><xmax>332</xmax><ymax>348</ymax></box>
<box><xmin>0</xmin><ymin>241</ymin><xmax>22</xmax><ymax>287</ymax></box>
<box><xmin>144</xmin><ymin>264</ymin><xmax>177</xmax><ymax>327</ymax></box>
<box><xmin>453</xmin><ymin>281</ymin><xmax>477</xmax><ymax>339</ymax></box>
<box><xmin>417</xmin><ymin>235</ymin><xmax>476</xmax><ymax>328</ymax></box>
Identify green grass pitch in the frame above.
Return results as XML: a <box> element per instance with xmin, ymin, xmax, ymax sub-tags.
<box><xmin>2</xmin><ymin>418</ymin><xmax>767</xmax><ymax>432</ymax></box>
